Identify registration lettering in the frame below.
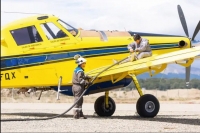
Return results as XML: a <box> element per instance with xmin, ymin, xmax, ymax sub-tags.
<box><xmin>0</xmin><ymin>72</ymin><xmax>16</xmax><ymax>80</ymax></box>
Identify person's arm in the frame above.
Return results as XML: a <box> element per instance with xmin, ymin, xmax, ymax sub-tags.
<box><xmin>127</xmin><ymin>42</ymin><xmax>135</xmax><ymax>52</ymax></box>
<box><xmin>77</xmin><ymin>72</ymin><xmax>88</xmax><ymax>86</ymax></box>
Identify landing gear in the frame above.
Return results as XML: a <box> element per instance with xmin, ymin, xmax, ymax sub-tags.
<box><xmin>130</xmin><ymin>74</ymin><xmax>160</xmax><ymax>118</ymax></box>
<box><xmin>94</xmin><ymin>74</ymin><xmax>160</xmax><ymax>118</ymax></box>
<box><xmin>94</xmin><ymin>91</ymin><xmax>116</xmax><ymax>116</ymax></box>
<box><xmin>136</xmin><ymin>94</ymin><xmax>159</xmax><ymax>117</ymax></box>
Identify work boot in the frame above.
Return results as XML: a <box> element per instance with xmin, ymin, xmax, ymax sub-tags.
<box><xmin>112</xmin><ymin>59</ymin><xmax>118</xmax><ymax>64</ymax></box>
<box><xmin>113</xmin><ymin>59</ymin><xmax>125</xmax><ymax>65</ymax></box>
<box><xmin>73</xmin><ymin>110</ymin><xmax>79</xmax><ymax>119</ymax></box>
<box><xmin>79</xmin><ymin>110</ymin><xmax>87</xmax><ymax>119</ymax></box>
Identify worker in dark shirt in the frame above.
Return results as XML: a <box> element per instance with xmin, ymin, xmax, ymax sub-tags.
<box><xmin>72</xmin><ymin>56</ymin><xmax>92</xmax><ymax>119</ymax></box>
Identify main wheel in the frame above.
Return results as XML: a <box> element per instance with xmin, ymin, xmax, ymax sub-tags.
<box><xmin>94</xmin><ymin>96</ymin><xmax>116</xmax><ymax>117</ymax></box>
<box><xmin>136</xmin><ymin>94</ymin><xmax>160</xmax><ymax>118</ymax></box>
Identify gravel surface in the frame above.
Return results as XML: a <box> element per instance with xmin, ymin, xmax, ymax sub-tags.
<box><xmin>1</xmin><ymin>103</ymin><xmax>200</xmax><ymax>132</ymax></box>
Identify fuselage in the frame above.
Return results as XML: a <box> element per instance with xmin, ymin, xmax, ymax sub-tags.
<box><xmin>1</xmin><ymin>15</ymin><xmax>191</xmax><ymax>95</ymax></box>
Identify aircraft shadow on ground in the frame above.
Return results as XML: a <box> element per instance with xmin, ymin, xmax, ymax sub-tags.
<box><xmin>1</xmin><ymin>112</ymin><xmax>199</xmax><ymax>126</ymax></box>
<box><xmin>110</xmin><ymin>115</ymin><xmax>200</xmax><ymax>126</ymax></box>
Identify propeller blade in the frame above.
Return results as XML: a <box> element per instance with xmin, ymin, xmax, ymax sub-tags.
<box><xmin>185</xmin><ymin>66</ymin><xmax>191</xmax><ymax>87</ymax></box>
<box><xmin>177</xmin><ymin>5</ymin><xmax>189</xmax><ymax>37</ymax></box>
<box><xmin>192</xmin><ymin>21</ymin><xmax>200</xmax><ymax>41</ymax></box>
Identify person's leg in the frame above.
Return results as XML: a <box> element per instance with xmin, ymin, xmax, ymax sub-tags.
<box><xmin>119</xmin><ymin>57</ymin><xmax>130</xmax><ymax>64</ymax></box>
<box><xmin>137</xmin><ymin>52</ymin><xmax>152</xmax><ymax>59</ymax></box>
<box><xmin>72</xmin><ymin>85</ymin><xmax>80</xmax><ymax>119</ymax></box>
<box><xmin>113</xmin><ymin>52</ymin><xmax>138</xmax><ymax>64</ymax></box>
<box><xmin>79</xmin><ymin>87</ymin><xmax>87</xmax><ymax>119</ymax></box>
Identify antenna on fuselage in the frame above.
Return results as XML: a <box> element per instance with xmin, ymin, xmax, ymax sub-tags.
<box><xmin>1</xmin><ymin>11</ymin><xmax>44</xmax><ymax>15</ymax></box>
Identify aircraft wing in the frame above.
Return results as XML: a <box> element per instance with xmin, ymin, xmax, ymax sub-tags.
<box><xmin>86</xmin><ymin>46</ymin><xmax>200</xmax><ymax>83</ymax></box>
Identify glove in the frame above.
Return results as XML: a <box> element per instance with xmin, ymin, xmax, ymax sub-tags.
<box><xmin>85</xmin><ymin>80</ymin><xmax>92</xmax><ymax>86</ymax></box>
<box><xmin>135</xmin><ymin>49</ymin><xmax>139</xmax><ymax>52</ymax></box>
<box><xmin>129</xmin><ymin>48</ymin><xmax>134</xmax><ymax>53</ymax></box>
<box><xmin>85</xmin><ymin>75</ymin><xmax>93</xmax><ymax>80</ymax></box>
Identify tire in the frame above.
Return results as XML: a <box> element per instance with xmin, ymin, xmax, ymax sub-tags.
<box><xmin>136</xmin><ymin>96</ymin><xmax>142</xmax><ymax>116</ymax></box>
<box><xmin>136</xmin><ymin>94</ymin><xmax>160</xmax><ymax>118</ymax></box>
<box><xmin>94</xmin><ymin>96</ymin><xmax>116</xmax><ymax>117</ymax></box>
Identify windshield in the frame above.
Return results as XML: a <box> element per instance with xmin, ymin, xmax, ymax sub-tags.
<box><xmin>57</xmin><ymin>19</ymin><xmax>78</xmax><ymax>37</ymax></box>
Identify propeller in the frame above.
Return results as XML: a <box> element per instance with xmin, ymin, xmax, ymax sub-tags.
<box><xmin>185</xmin><ymin>61</ymin><xmax>190</xmax><ymax>87</ymax></box>
<box><xmin>177</xmin><ymin>5</ymin><xmax>189</xmax><ymax>37</ymax></box>
<box><xmin>177</xmin><ymin>5</ymin><xmax>200</xmax><ymax>87</ymax></box>
<box><xmin>191</xmin><ymin>21</ymin><xmax>200</xmax><ymax>41</ymax></box>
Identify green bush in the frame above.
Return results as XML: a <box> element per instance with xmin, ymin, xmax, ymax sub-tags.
<box><xmin>125</xmin><ymin>78</ymin><xmax>200</xmax><ymax>90</ymax></box>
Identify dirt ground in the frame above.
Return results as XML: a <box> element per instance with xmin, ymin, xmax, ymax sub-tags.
<box><xmin>1</xmin><ymin>88</ymin><xmax>200</xmax><ymax>103</ymax></box>
<box><xmin>1</xmin><ymin>88</ymin><xmax>200</xmax><ymax>132</ymax></box>
<box><xmin>1</xmin><ymin>103</ymin><xmax>200</xmax><ymax>132</ymax></box>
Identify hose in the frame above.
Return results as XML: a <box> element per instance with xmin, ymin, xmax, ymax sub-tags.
<box><xmin>1</xmin><ymin>56</ymin><xmax>129</xmax><ymax>122</ymax></box>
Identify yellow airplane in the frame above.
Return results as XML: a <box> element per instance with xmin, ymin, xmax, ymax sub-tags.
<box><xmin>1</xmin><ymin>5</ymin><xmax>200</xmax><ymax>118</ymax></box>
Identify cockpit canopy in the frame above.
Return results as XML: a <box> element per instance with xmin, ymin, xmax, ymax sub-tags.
<box><xmin>2</xmin><ymin>15</ymin><xmax>79</xmax><ymax>47</ymax></box>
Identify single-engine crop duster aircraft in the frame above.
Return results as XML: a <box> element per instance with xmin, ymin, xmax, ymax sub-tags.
<box><xmin>1</xmin><ymin>5</ymin><xmax>200</xmax><ymax>118</ymax></box>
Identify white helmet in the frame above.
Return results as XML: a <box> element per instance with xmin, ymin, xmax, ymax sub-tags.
<box><xmin>76</xmin><ymin>57</ymin><xmax>87</xmax><ymax>65</ymax></box>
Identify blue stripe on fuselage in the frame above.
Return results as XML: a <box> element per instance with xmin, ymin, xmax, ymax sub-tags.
<box><xmin>1</xmin><ymin>44</ymin><xmax>178</xmax><ymax>69</ymax></box>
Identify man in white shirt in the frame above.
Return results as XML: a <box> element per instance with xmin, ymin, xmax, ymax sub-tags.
<box><xmin>115</xmin><ymin>34</ymin><xmax>152</xmax><ymax>64</ymax></box>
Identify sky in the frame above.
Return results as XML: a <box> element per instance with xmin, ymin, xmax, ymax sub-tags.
<box><xmin>1</xmin><ymin>0</ymin><xmax>200</xmax><ymax>67</ymax></box>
